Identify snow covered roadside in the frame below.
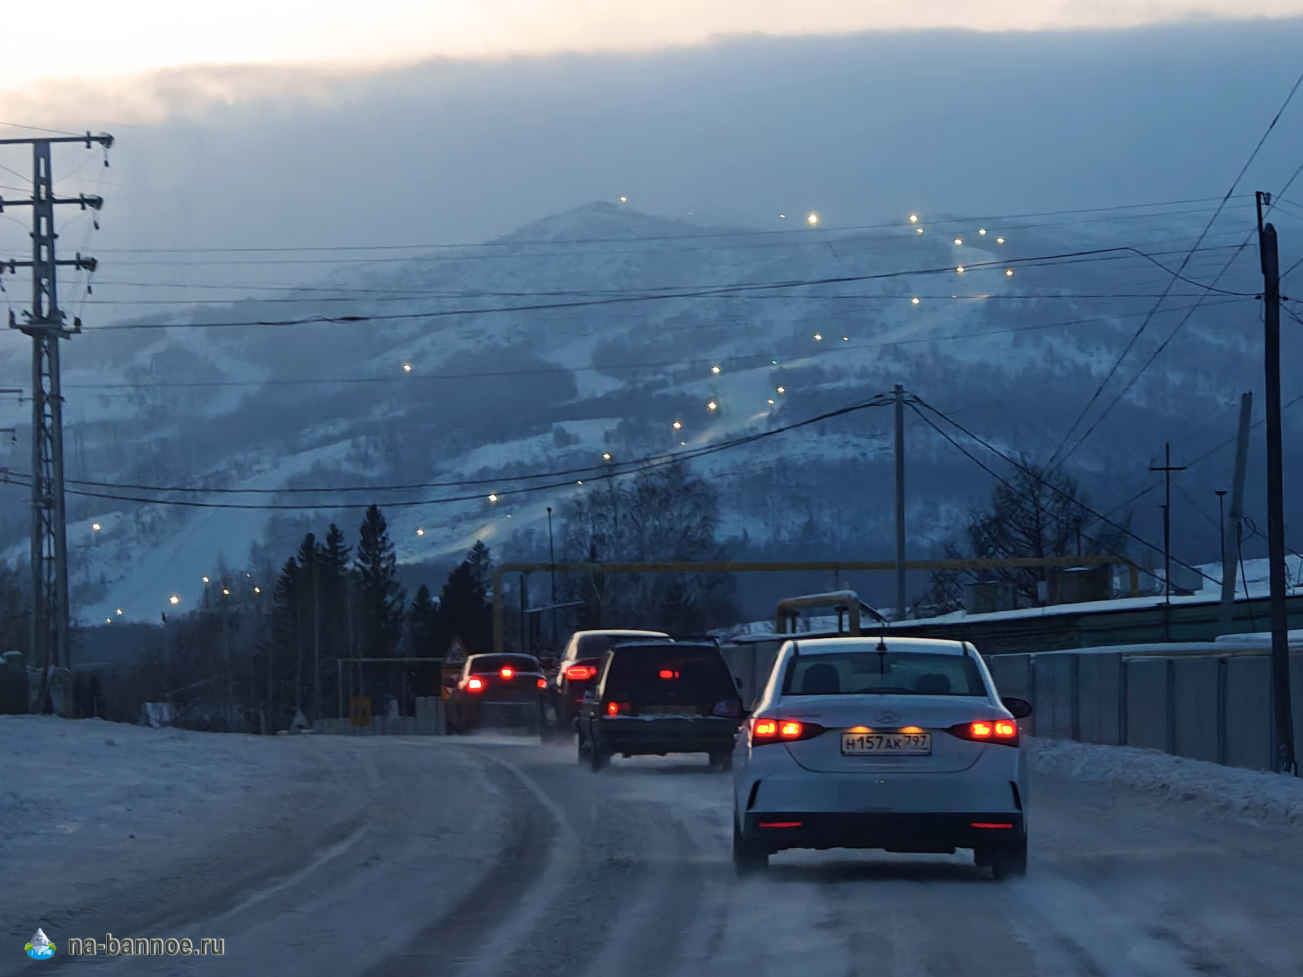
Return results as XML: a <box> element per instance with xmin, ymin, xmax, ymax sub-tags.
<box><xmin>0</xmin><ymin>716</ymin><xmax>516</xmax><ymax>974</ymax></box>
<box><xmin>1026</xmin><ymin>735</ymin><xmax>1303</xmax><ymax>827</ymax></box>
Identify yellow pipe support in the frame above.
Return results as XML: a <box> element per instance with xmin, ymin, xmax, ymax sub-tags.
<box><xmin>491</xmin><ymin>555</ymin><xmax>1141</xmax><ymax>653</ymax></box>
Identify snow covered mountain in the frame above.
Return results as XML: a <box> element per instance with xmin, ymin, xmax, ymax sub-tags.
<box><xmin>0</xmin><ymin>199</ymin><xmax>1288</xmax><ymax>626</ymax></box>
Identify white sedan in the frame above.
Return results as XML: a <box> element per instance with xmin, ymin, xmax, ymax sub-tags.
<box><xmin>731</xmin><ymin>636</ymin><xmax>1032</xmax><ymax>879</ymax></box>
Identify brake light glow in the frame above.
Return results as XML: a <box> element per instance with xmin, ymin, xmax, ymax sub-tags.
<box><xmin>971</xmin><ymin>822</ymin><xmax>1015</xmax><ymax>829</ymax></box>
<box><xmin>750</xmin><ymin>717</ymin><xmax>825</xmax><ymax>745</ymax></box>
<box><xmin>757</xmin><ymin>820</ymin><xmax>803</xmax><ymax>829</ymax></box>
<box><xmin>467</xmin><ymin>677</ymin><xmax>485</xmax><ymax>692</ymax></box>
<box><xmin>565</xmin><ymin>665</ymin><xmax>597</xmax><ymax>681</ymax></box>
<box><xmin>537</xmin><ymin>678</ymin><xmax>546</xmax><ymax>689</ymax></box>
<box><xmin>658</xmin><ymin>668</ymin><xmax>680</xmax><ymax>680</ymax></box>
<box><xmin>500</xmin><ymin>667</ymin><xmax>515</xmax><ymax>679</ymax></box>
<box><xmin>607</xmin><ymin>701</ymin><xmax>620</xmax><ymax>716</ymax></box>
<box><xmin>949</xmin><ymin>719</ymin><xmax>1019</xmax><ymax>745</ymax></box>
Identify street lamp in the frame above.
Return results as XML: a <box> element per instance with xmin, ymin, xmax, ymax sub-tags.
<box><xmin>706</xmin><ymin>400</ymin><xmax>718</xmax><ymax>412</ymax></box>
<box><xmin>547</xmin><ymin>505</ymin><xmax>557</xmax><ymax>649</ymax></box>
<box><xmin>91</xmin><ymin>522</ymin><xmax>101</xmax><ymax>532</ymax></box>
<box><xmin>168</xmin><ymin>594</ymin><xmax>180</xmax><ymax>606</ymax></box>
<box><xmin>601</xmin><ymin>451</ymin><xmax>612</xmax><ymax>462</ymax></box>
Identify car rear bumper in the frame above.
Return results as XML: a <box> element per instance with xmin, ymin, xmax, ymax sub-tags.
<box><xmin>597</xmin><ymin>716</ymin><xmax>738</xmax><ymax>755</ymax></box>
<box><xmin>743</xmin><ymin>811</ymin><xmax>1025</xmax><ymax>853</ymax></box>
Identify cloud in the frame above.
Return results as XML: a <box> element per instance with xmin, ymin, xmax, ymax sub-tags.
<box><xmin>0</xmin><ymin>19</ymin><xmax>1301</xmax><ymax>279</ymax></box>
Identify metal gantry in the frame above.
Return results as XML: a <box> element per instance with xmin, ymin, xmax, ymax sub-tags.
<box><xmin>1</xmin><ymin>131</ymin><xmax>111</xmax><ymax>707</ymax></box>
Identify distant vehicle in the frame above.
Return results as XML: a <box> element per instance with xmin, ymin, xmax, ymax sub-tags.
<box><xmin>548</xmin><ymin>629</ymin><xmax>670</xmax><ymax>733</ymax></box>
<box><xmin>730</xmin><ymin>636</ymin><xmax>1032</xmax><ymax>879</ymax></box>
<box><xmin>576</xmin><ymin>640</ymin><xmax>745</xmax><ymax>771</ymax></box>
<box><xmin>445</xmin><ymin>653</ymin><xmax>548</xmax><ymax>735</ymax></box>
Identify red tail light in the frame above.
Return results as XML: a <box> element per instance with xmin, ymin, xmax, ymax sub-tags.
<box><xmin>948</xmin><ymin>719</ymin><xmax>1019</xmax><ymax>746</ymax></box>
<box><xmin>466</xmin><ymin>677</ymin><xmax>485</xmax><ymax>692</ymax></box>
<box><xmin>536</xmin><ymin>678</ymin><xmax>546</xmax><ymax>689</ymax></box>
<box><xmin>606</xmin><ymin>700</ymin><xmax>632</xmax><ymax>716</ymax></box>
<box><xmin>500</xmin><ymin>667</ymin><xmax>515</xmax><ymax>679</ymax></box>
<box><xmin>658</xmin><ymin>668</ymin><xmax>679</xmax><ymax>680</ymax></box>
<box><xmin>971</xmin><ymin>822</ymin><xmax>1015</xmax><ymax>829</ymax></box>
<box><xmin>565</xmin><ymin>665</ymin><xmax>597</xmax><ymax>681</ymax></box>
<box><xmin>750</xmin><ymin>717</ymin><xmax>825</xmax><ymax>745</ymax></box>
<box><xmin>757</xmin><ymin>820</ymin><xmax>803</xmax><ymax>829</ymax></box>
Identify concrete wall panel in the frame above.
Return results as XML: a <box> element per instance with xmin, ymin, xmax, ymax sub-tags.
<box><xmin>1225</xmin><ymin>655</ymin><xmax>1271</xmax><ymax>770</ymax></box>
<box><xmin>1125</xmin><ymin>658</ymin><xmax>1168</xmax><ymax>752</ymax></box>
<box><xmin>1077</xmin><ymin>653</ymin><xmax>1123</xmax><ymax>745</ymax></box>
<box><xmin>1171</xmin><ymin>657</ymin><xmax>1219</xmax><ymax>762</ymax></box>
<box><xmin>1031</xmin><ymin>654</ymin><xmax>1074</xmax><ymax>739</ymax></box>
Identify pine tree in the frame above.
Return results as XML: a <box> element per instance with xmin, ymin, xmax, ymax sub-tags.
<box><xmin>437</xmin><ymin>543</ymin><xmax>494</xmax><ymax>654</ymax></box>
<box><xmin>406</xmin><ymin>584</ymin><xmax>440</xmax><ymax>657</ymax></box>
<box><xmin>354</xmin><ymin>505</ymin><xmax>405</xmax><ymax>659</ymax></box>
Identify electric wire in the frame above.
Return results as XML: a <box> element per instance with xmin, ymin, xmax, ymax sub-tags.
<box><xmin>1047</xmin><ymin>71</ymin><xmax>1303</xmax><ymax>469</ymax></box>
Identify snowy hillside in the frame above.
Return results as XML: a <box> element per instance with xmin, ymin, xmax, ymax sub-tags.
<box><xmin>0</xmin><ymin>199</ymin><xmax>1289</xmax><ymax>627</ymax></box>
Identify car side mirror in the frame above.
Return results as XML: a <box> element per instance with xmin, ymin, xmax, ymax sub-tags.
<box><xmin>1002</xmin><ymin>696</ymin><xmax>1033</xmax><ymax>719</ymax></box>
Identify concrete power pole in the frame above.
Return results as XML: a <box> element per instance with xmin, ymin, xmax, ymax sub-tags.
<box><xmin>1256</xmin><ymin>190</ymin><xmax>1296</xmax><ymax>775</ymax></box>
<box><xmin>1219</xmin><ymin>393</ymin><xmax>1253</xmax><ymax>635</ymax></box>
<box><xmin>1149</xmin><ymin>442</ymin><xmax>1186</xmax><ymax>642</ymax></box>
<box><xmin>894</xmin><ymin>384</ymin><xmax>906</xmax><ymax>621</ymax></box>
<box><xmin>0</xmin><ymin>132</ymin><xmax>111</xmax><ymax>711</ymax></box>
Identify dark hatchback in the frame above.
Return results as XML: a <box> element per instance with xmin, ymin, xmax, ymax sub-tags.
<box><xmin>576</xmin><ymin>641</ymin><xmax>745</xmax><ymax>771</ymax></box>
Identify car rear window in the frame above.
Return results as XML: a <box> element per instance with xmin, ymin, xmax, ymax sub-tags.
<box><xmin>604</xmin><ymin>647</ymin><xmax>737</xmax><ymax>704</ymax></box>
<box><xmin>469</xmin><ymin>654</ymin><xmax>539</xmax><ymax>674</ymax></box>
<box><xmin>782</xmin><ymin>652</ymin><xmax>987</xmax><ymax>697</ymax></box>
<box><xmin>575</xmin><ymin>633</ymin><xmax>666</xmax><ymax>658</ymax></box>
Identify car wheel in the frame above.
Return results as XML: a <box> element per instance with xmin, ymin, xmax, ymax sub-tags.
<box><xmin>985</xmin><ymin>840</ymin><xmax>1028</xmax><ymax>880</ymax></box>
<box><xmin>732</xmin><ymin>814</ymin><xmax>767</xmax><ymax>876</ymax></box>
<box><xmin>577</xmin><ymin>729</ymin><xmax>590</xmax><ymax>763</ymax></box>
<box><xmin>589</xmin><ymin>739</ymin><xmax>609</xmax><ymax>772</ymax></box>
<box><xmin>709</xmin><ymin>751</ymin><xmax>733</xmax><ymax>772</ymax></box>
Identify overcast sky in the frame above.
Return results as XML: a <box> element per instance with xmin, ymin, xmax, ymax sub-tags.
<box><xmin>0</xmin><ymin>13</ymin><xmax>1300</xmax><ymax>295</ymax></box>
<box><xmin>4</xmin><ymin>1</ymin><xmax>1303</xmax><ymax>89</ymax></box>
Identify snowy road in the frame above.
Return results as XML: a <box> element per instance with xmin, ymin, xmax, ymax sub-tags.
<box><xmin>6</xmin><ymin>724</ymin><xmax>1303</xmax><ymax>977</ymax></box>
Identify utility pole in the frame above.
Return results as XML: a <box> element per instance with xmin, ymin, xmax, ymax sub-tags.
<box><xmin>894</xmin><ymin>384</ymin><xmax>906</xmax><ymax>621</ymax></box>
<box><xmin>1216</xmin><ymin>489</ymin><xmax>1228</xmax><ymax>603</ymax></box>
<box><xmin>1</xmin><ymin>131</ymin><xmax>111</xmax><ymax>711</ymax></box>
<box><xmin>1150</xmin><ymin>441</ymin><xmax>1187</xmax><ymax>641</ymax></box>
<box><xmin>1220</xmin><ymin>393</ymin><xmax>1253</xmax><ymax>635</ymax></box>
<box><xmin>1256</xmin><ymin>190</ymin><xmax>1296</xmax><ymax>775</ymax></box>
<box><xmin>547</xmin><ymin>505</ymin><xmax>557</xmax><ymax>649</ymax></box>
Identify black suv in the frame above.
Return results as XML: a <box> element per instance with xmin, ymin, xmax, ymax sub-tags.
<box><xmin>576</xmin><ymin>640</ymin><xmax>745</xmax><ymax>771</ymax></box>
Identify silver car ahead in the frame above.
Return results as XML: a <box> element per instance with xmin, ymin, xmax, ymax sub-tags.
<box><xmin>731</xmin><ymin>636</ymin><xmax>1033</xmax><ymax>879</ymax></box>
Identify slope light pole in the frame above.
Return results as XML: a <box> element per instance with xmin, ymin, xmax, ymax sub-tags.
<box><xmin>1</xmin><ymin>131</ymin><xmax>111</xmax><ymax>711</ymax></box>
<box><xmin>1256</xmin><ymin>189</ymin><xmax>1295</xmax><ymax>775</ymax></box>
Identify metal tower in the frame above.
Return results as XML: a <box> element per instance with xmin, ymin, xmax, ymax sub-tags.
<box><xmin>1</xmin><ymin>131</ymin><xmax>111</xmax><ymax>707</ymax></box>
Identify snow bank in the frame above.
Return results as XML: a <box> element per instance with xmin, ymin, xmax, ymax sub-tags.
<box><xmin>1027</xmin><ymin>735</ymin><xmax>1303</xmax><ymax>827</ymax></box>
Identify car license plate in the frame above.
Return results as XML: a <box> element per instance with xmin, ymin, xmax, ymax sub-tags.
<box><xmin>840</xmin><ymin>732</ymin><xmax>931</xmax><ymax>755</ymax></box>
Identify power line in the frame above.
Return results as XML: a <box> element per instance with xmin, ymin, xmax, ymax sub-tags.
<box><xmin>59</xmin><ymin>296</ymin><xmax>1249</xmax><ymax>396</ymax></box>
<box><xmin>910</xmin><ymin>397</ymin><xmax>1220</xmax><ymax>587</ymax></box>
<box><xmin>88</xmin><ymin>194</ymin><xmax>1247</xmax><ymax>256</ymax></box>
<box><xmin>1047</xmin><ymin>71</ymin><xmax>1303</xmax><ymax>469</ymax></box>
<box><xmin>0</xmin><ymin>121</ymin><xmax>83</xmax><ymax>136</ymax></box>
<box><xmin>2</xmin><ymin>396</ymin><xmax>890</xmax><ymax>509</ymax></box>
<box><xmin>1054</xmin><ymin>163</ymin><xmax>1303</xmax><ymax>468</ymax></box>
<box><xmin>81</xmin><ymin>246</ymin><xmax>1252</xmax><ymax>332</ymax></box>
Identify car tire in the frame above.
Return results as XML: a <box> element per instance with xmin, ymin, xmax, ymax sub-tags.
<box><xmin>986</xmin><ymin>840</ymin><xmax>1028</xmax><ymax>880</ymax></box>
<box><xmin>709</xmin><ymin>751</ymin><xmax>733</xmax><ymax>772</ymax></box>
<box><xmin>577</xmin><ymin>729</ymin><xmax>590</xmax><ymax>763</ymax></box>
<box><xmin>732</xmin><ymin>815</ymin><xmax>767</xmax><ymax>876</ymax></box>
<box><xmin>589</xmin><ymin>739</ymin><xmax>609</xmax><ymax>772</ymax></box>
